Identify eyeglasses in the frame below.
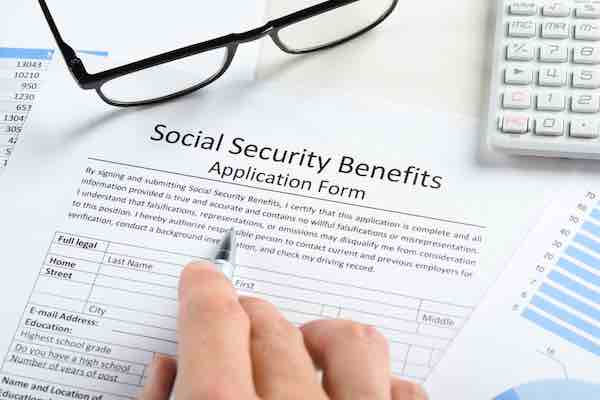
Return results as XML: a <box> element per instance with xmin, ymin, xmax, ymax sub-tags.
<box><xmin>39</xmin><ymin>0</ymin><xmax>398</xmax><ymax>107</ymax></box>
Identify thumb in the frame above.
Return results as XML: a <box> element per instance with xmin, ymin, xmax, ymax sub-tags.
<box><xmin>138</xmin><ymin>354</ymin><xmax>177</xmax><ymax>400</ymax></box>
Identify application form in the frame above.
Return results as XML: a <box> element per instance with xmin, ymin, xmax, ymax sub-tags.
<box><xmin>0</xmin><ymin>66</ymin><xmax>579</xmax><ymax>398</ymax></box>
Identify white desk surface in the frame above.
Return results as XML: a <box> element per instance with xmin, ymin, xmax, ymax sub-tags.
<box><xmin>259</xmin><ymin>1</ymin><xmax>494</xmax><ymax>118</ymax></box>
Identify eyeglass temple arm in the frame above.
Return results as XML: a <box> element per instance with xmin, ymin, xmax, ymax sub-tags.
<box><xmin>38</xmin><ymin>0</ymin><xmax>90</xmax><ymax>86</ymax></box>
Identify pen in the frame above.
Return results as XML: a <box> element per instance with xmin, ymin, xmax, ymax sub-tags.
<box><xmin>214</xmin><ymin>228</ymin><xmax>236</xmax><ymax>280</ymax></box>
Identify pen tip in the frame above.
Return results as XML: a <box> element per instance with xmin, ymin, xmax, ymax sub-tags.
<box><xmin>215</xmin><ymin>228</ymin><xmax>236</xmax><ymax>261</ymax></box>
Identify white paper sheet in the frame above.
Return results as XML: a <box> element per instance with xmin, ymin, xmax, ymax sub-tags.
<box><xmin>426</xmin><ymin>188</ymin><xmax>600</xmax><ymax>399</ymax></box>
<box><xmin>1</xmin><ymin>0</ymin><xmax>265</xmax><ymax>76</ymax></box>
<box><xmin>0</xmin><ymin>60</ymin><xmax>587</xmax><ymax>398</ymax></box>
<box><xmin>0</xmin><ymin>0</ymin><xmax>265</xmax><ymax>174</ymax></box>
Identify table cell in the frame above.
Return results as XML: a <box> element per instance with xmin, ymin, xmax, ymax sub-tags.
<box><xmin>430</xmin><ymin>349</ymin><xmax>445</xmax><ymax>367</ymax></box>
<box><xmin>30</xmin><ymin>293</ymin><xmax>84</xmax><ymax>312</ymax></box>
<box><xmin>339</xmin><ymin>309</ymin><xmax>418</xmax><ymax>333</ymax></box>
<box><xmin>22</xmin><ymin>304</ymin><xmax>100</xmax><ymax>333</ymax></box>
<box><xmin>234</xmin><ymin>273</ymin><xmax>420</xmax><ymax>319</ymax></box>
<box><xmin>40</xmin><ymin>265</ymin><xmax>96</xmax><ymax>284</ymax></box>
<box><xmin>103</xmin><ymin>253</ymin><xmax>183</xmax><ymax>277</ymax></box>
<box><xmin>389</xmin><ymin>342</ymin><xmax>410</xmax><ymax>360</ymax></box>
<box><xmin>237</xmin><ymin>266</ymin><xmax>421</xmax><ymax>309</ymax></box>
<box><xmin>54</xmin><ymin>232</ymin><xmax>108</xmax><ymax>253</ymax></box>
<box><xmin>109</xmin><ymin>325</ymin><xmax>176</xmax><ymax>356</ymax></box>
<box><xmin>420</xmin><ymin>301</ymin><xmax>472</xmax><ymax>318</ymax></box>
<box><xmin>252</xmin><ymin>292</ymin><xmax>322</xmax><ymax>316</ymax></box>
<box><xmin>107</xmin><ymin>242</ymin><xmax>196</xmax><ymax>267</ymax></box>
<box><xmin>379</xmin><ymin>328</ymin><xmax>450</xmax><ymax>350</ymax></box>
<box><xmin>93</xmin><ymin>274</ymin><xmax>178</xmax><ymax>300</ymax></box>
<box><xmin>100</xmin><ymin>264</ymin><xmax>179</xmax><ymax>288</ymax></box>
<box><xmin>48</xmin><ymin>244</ymin><xmax>105</xmax><ymax>263</ymax></box>
<box><xmin>417</xmin><ymin>310</ymin><xmax>465</xmax><ymax>330</ymax></box>
<box><xmin>44</xmin><ymin>253</ymin><xmax>103</xmax><ymax>273</ymax></box>
<box><xmin>84</xmin><ymin>302</ymin><xmax>177</xmax><ymax>331</ymax></box>
<box><xmin>0</xmin><ymin>373</ymin><xmax>129</xmax><ymax>400</ymax></box>
<box><xmin>89</xmin><ymin>286</ymin><xmax>177</xmax><ymax>318</ymax></box>
<box><xmin>17</xmin><ymin>327</ymin><xmax>153</xmax><ymax>364</ymax></box>
<box><xmin>34</xmin><ymin>276</ymin><xmax>94</xmax><ymax>300</ymax></box>
<box><xmin>417</xmin><ymin>324</ymin><xmax>457</xmax><ymax>339</ymax></box>
<box><xmin>407</xmin><ymin>346</ymin><xmax>432</xmax><ymax>365</ymax></box>
<box><xmin>3</xmin><ymin>351</ymin><xmax>142</xmax><ymax>396</ymax></box>
<box><xmin>403</xmin><ymin>363</ymin><xmax>429</xmax><ymax>380</ymax></box>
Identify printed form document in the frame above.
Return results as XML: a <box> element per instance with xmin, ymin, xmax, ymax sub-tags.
<box><xmin>0</xmin><ymin>65</ymin><xmax>577</xmax><ymax>399</ymax></box>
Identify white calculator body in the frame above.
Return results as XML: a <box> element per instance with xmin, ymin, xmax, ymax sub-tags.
<box><xmin>489</xmin><ymin>0</ymin><xmax>600</xmax><ymax>159</ymax></box>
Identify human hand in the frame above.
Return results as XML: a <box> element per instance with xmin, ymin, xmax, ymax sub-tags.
<box><xmin>140</xmin><ymin>262</ymin><xmax>428</xmax><ymax>400</ymax></box>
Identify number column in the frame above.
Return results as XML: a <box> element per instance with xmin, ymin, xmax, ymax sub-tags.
<box><xmin>0</xmin><ymin>47</ymin><xmax>52</xmax><ymax>171</ymax></box>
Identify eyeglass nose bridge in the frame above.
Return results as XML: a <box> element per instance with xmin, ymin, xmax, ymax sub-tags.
<box><xmin>233</xmin><ymin>24</ymin><xmax>278</xmax><ymax>44</ymax></box>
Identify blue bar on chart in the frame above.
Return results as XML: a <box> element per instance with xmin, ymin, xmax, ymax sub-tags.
<box><xmin>0</xmin><ymin>47</ymin><xmax>54</xmax><ymax>60</ymax></box>
<box><xmin>574</xmin><ymin>234</ymin><xmax>600</xmax><ymax>256</ymax></box>
<box><xmin>522</xmin><ymin>206</ymin><xmax>600</xmax><ymax>357</ymax></box>
<box><xmin>592</xmin><ymin>208</ymin><xmax>600</xmax><ymax>222</ymax></box>
<box><xmin>547</xmin><ymin>271</ymin><xmax>599</xmax><ymax>305</ymax></box>
<box><xmin>565</xmin><ymin>246</ymin><xmax>600</xmax><ymax>271</ymax></box>
<box><xmin>522</xmin><ymin>308</ymin><xmax>600</xmax><ymax>356</ymax></box>
<box><xmin>556</xmin><ymin>258</ymin><xmax>600</xmax><ymax>288</ymax></box>
<box><xmin>582</xmin><ymin>220</ymin><xmax>600</xmax><ymax>239</ymax></box>
<box><xmin>530</xmin><ymin>295</ymin><xmax>599</xmax><ymax>338</ymax></box>
<box><xmin>539</xmin><ymin>283</ymin><xmax>600</xmax><ymax>322</ymax></box>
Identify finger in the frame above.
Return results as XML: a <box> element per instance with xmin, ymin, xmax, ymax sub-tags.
<box><xmin>302</xmin><ymin>320</ymin><xmax>391</xmax><ymax>400</ymax></box>
<box><xmin>176</xmin><ymin>262</ymin><xmax>255</xmax><ymax>400</ymax></box>
<box><xmin>239</xmin><ymin>297</ymin><xmax>327</xmax><ymax>400</ymax></box>
<box><xmin>391</xmin><ymin>377</ymin><xmax>428</xmax><ymax>400</ymax></box>
<box><xmin>138</xmin><ymin>355</ymin><xmax>177</xmax><ymax>400</ymax></box>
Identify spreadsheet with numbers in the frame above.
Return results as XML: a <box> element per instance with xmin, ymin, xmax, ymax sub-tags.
<box><xmin>0</xmin><ymin>47</ymin><xmax>108</xmax><ymax>175</ymax></box>
<box><xmin>0</xmin><ymin>48</ymin><xmax>53</xmax><ymax>174</ymax></box>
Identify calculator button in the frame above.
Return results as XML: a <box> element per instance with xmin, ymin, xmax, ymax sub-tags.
<box><xmin>538</xmin><ymin>67</ymin><xmax>567</xmax><ymax>86</ymax></box>
<box><xmin>570</xmin><ymin>120</ymin><xmax>599</xmax><ymax>138</ymax></box>
<box><xmin>576</xmin><ymin>4</ymin><xmax>600</xmax><ymax>19</ymax></box>
<box><xmin>571</xmin><ymin>94</ymin><xmax>600</xmax><ymax>113</ymax></box>
<box><xmin>541</xmin><ymin>22</ymin><xmax>570</xmax><ymax>39</ymax></box>
<box><xmin>501</xmin><ymin>115</ymin><xmax>530</xmax><ymax>133</ymax></box>
<box><xmin>503</xmin><ymin>89</ymin><xmax>532</xmax><ymax>109</ymax></box>
<box><xmin>507</xmin><ymin>43</ymin><xmax>536</xmax><ymax>61</ymax></box>
<box><xmin>508</xmin><ymin>20</ymin><xmax>537</xmax><ymax>37</ymax></box>
<box><xmin>575</xmin><ymin>22</ymin><xmax>600</xmax><ymax>40</ymax></box>
<box><xmin>539</xmin><ymin>44</ymin><xmax>568</xmax><ymax>62</ymax></box>
<box><xmin>505</xmin><ymin>67</ymin><xmax>533</xmax><ymax>84</ymax></box>
<box><xmin>543</xmin><ymin>3</ymin><xmax>570</xmax><ymax>17</ymax></box>
<box><xmin>537</xmin><ymin>92</ymin><xmax>565</xmax><ymax>111</ymax></box>
<box><xmin>573</xmin><ymin>45</ymin><xmax>600</xmax><ymax>64</ymax></box>
<box><xmin>510</xmin><ymin>2</ymin><xmax>538</xmax><ymax>16</ymax></box>
<box><xmin>535</xmin><ymin>117</ymin><xmax>564</xmax><ymax>136</ymax></box>
<box><xmin>572</xmin><ymin>68</ymin><xmax>600</xmax><ymax>88</ymax></box>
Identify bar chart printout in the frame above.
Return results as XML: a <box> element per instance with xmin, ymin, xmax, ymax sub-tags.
<box><xmin>521</xmin><ymin>202</ymin><xmax>600</xmax><ymax>356</ymax></box>
<box><xmin>426</xmin><ymin>189</ymin><xmax>600</xmax><ymax>400</ymax></box>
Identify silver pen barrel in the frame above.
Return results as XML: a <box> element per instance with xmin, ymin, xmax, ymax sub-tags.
<box><xmin>214</xmin><ymin>228</ymin><xmax>236</xmax><ymax>280</ymax></box>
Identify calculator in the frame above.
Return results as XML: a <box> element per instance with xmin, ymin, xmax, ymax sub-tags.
<box><xmin>489</xmin><ymin>0</ymin><xmax>600</xmax><ymax>159</ymax></box>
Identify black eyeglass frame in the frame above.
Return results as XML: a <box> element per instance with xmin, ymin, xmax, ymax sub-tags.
<box><xmin>39</xmin><ymin>0</ymin><xmax>398</xmax><ymax>107</ymax></box>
